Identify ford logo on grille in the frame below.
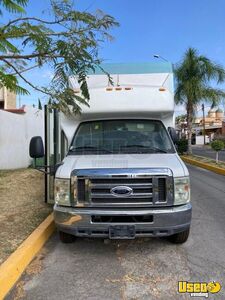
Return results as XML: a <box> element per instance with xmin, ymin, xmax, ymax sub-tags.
<box><xmin>110</xmin><ymin>186</ymin><xmax>133</xmax><ymax>197</ymax></box>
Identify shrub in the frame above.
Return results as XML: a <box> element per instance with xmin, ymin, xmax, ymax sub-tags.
<box><xmin>213</xmin><ymin>134</ymin><xmax>225</xmax><ymax>146</ymax></box>
<box><xmin>211</xmin><ymin>140</ymin><xmax>224</xmax><ymax>151</ymax></box>
<box><xmin>211</xmin><ymin>140</ymin><xmax>224</xmax><ymax>163</ymax></box>
<box><xmin>176</xmin><ymin>138</ymin><xmax>188</xmax><ymax>154</ymax></box>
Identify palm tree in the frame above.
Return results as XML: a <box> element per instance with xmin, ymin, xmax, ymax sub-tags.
<box><xmin>174</xmin><ymin>48</ymin><xmax>225</xmax><ymax>154</ymax></box>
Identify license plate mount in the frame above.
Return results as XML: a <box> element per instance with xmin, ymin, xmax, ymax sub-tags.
<box><xmin>109</xmin><ymin>225</ymin><xmax>136</xmax><ymax>239</ymax></box>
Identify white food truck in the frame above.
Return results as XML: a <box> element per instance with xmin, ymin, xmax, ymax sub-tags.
<box><xmin>30</xmin><ymin>62</ymin><xmax>191</xmax><ymax>243</ymax></box>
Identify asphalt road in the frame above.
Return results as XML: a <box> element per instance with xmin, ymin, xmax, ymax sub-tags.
<box><xmin>7</xmin><ymin>165</ymin><xmax>225</xmax><ymax>300</ymax></box>
<box><xmin>192</xmin><ymin>146</ymin><xmax>225</xmax><ymax>162</ymax></box>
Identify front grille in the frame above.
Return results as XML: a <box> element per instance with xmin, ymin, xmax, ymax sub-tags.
<box><xmin>90</xmin><ymin>177</ymin><xmax>153</xmax><ymax>206</ymax></box>
<box><xmin>91</xmin><ymin>197</ymin><xmax>152</xmax><ymax>204</ymax></box>
<box><xmin>158</xmin><ymin>178</ymin><xmax>166</xmax><ymax>202</ymax></box>
<box><xmin>90</xmin><ymin>178</ymin><xmax>152</xmax><ymax>184</ymax></box>
<box><xmin>91</xmin><ymin>187</ymin><xmax>152</xmax><ymax>194</ymax></box>
<box><xmin>77</xmin><ymin>179</ymin><xmax>85</xmax><ymax>201</ymax></box>
<box><xmin>75</xmin><ymin>174</ymin><xmax>172</xmax><ymax>207</ymax></box>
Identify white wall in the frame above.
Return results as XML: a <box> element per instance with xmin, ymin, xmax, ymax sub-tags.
<box><xmin>196</xmin><ymin>135</ymin><xmax>210</xmax><ymax>145</ymax></box>
<box><xmin>0</xmin><ymin>106</ymin><xmax>44</xmax><ymax>169</ymax></box>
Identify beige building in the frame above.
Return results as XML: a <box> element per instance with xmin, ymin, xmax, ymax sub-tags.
<box><xmin>194</xmin><ymin>108</ymin><xmax>224</xmax><ymax>127</ymax></box>
<box><xmin>222</xmin><ymin>121</ymin><xmax>225</xmax><ymax>135</ymax></box>
<box><xmin>0</xmin><ymin>87</ymin><xmax>16</xmax><ymax>109</ymax></box>
<box><xmin>193</xmin><ymin>108</ymin><xmax>225</xmax><ymax>141</ymax></box>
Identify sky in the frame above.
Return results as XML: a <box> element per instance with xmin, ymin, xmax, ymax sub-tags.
<box><xmin>4</xmin><ymin>0</ymin><xmax>225</xmax><ymax>114</ymax></box>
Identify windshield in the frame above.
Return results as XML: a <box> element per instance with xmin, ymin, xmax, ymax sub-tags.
<box><xmin>69</xmin><ymin>120</ymin><xmax>175</xmax><ymax>155</ymax></box>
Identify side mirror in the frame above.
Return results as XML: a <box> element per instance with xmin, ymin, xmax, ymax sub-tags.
<box><xmin>168</xmin><ymin>127</ymin><xmax>179</xmax><ymax>144</ymax></box>
<box><xmin>29</xmin><ymin>136</ymin><xmax>44</xmax><ymax>158</ymax></box>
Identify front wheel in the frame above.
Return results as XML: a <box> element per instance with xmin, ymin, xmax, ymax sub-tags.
<box><xmin>168</xmin><ymin>228</ymin><xmax>190</xmax><ymax>244</ymax></box>
<box><xmin>59</xmin><ymin>231</ymin><xmax>76</xmax><ymax>243</ymax></box>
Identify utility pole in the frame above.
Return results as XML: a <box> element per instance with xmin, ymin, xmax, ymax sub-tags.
<box><xmin>202</xmin><ymin>103</ymin><xmax>206</xmax><ymax>145</ymax></box>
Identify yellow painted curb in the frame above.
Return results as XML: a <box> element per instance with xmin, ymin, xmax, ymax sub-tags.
<box><xmin>181</xmin><ymin>156</ymin><xmax>225</xmax><ymax>176</ymax></box>
<box><xmin>0</xmin><ymin>213</ymin><xmax>55</xmax><ymax>300</ymax></box>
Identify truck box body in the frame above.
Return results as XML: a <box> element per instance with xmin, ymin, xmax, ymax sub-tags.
<box><xmin>51</xmin><ymin>62</ymin><xmax>191</xmax><ymax>242</ymax></box>
<box><xmin>62</xmin><ymin>62</ymin><xmax>175</xmax><ymax>145</ymax></box>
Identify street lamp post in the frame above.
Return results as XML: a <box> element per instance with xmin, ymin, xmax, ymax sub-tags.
<box><xmin>153</xmin><ymin>54</ymin><xmax>169</xmax><ymax>62</ymax></box>
<box><xmin>153</xmin><ymin>54</ymin><xmax>173</xmax><ymax>72</ymax></box>
<box><xmin>202</xmin><ymin>103</ymin><xmax>206</xmax><ymax>145</ymax></box>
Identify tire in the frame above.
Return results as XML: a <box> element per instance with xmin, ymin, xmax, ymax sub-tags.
<box><xmin>168</xmin><ymin>228</ymin><xmax>190</xmax><ymax>244</ymax></box>
<box><xmin>59</xmin><ymin>231</ymin><xmax>76</xmax><ymax>243</ymax></box>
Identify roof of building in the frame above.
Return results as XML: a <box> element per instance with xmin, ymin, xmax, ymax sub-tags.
<box><xmin>208</xmin><ymin>107</ymin><xmax>217</xmax><ymax>113</ymax></box>
<box><xmin>4</xmin><ymin>105</ymin><xmax>26</xmax><ymax>114</ymax></box>
<box><xmin>193</xmin><ymin>125</ymin><xmax>222</xmax><ymax>130</ymax></box>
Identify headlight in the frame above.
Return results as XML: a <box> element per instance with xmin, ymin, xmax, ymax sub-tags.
<box><xmin>54</xmin><ymin>178</ymin><xmax>70</xmax><ymax>206</ymax></box>
<box><xmin>174</xmin><ymin>177</ymin><xmax>190</xmax><ymax>205</ymax></box>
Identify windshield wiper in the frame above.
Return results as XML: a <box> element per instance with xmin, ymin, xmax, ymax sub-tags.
<box><xmin>70</xmin><ymin>146</ymin><xmax>112</xmax><ymax>153</ymax></box>
<box><xmin>121</xmin><ymin>145</ymin><xmax>168</xmax><ymax>153</ymax></box>
<box><xmin>150</xmin><ymin>147</ymin><xmax>168</xmax><ymax>153</ymax></box>
<box><xmin>121</xmin><ymin>145</ymin><xmax>148</xmax><ymax>148</ymax></box>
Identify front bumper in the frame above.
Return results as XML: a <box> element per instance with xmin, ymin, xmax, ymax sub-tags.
<box><xmin>54</xmin><ymin>203</ymin><xmax>192</xmax><ymax>238</ymax></box>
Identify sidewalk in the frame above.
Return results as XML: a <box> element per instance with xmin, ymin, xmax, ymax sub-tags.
<box><xmin>192</xmin><ymin>145</ymin><xmax>225</xmax><ymax>162</ymax></box>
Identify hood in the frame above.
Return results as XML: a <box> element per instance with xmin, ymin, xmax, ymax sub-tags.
<box><xmin>56</xmin><ymin>153</ymin><xmax>188</xmax><ymax>178</ymax></box>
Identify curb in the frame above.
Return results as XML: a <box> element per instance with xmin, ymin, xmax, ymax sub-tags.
<box><xmin>181</xmin><ymin>156</ymin><xmax>225</xmax><ymax>176</ymax></box>
<box><xmin>0</xmin><ymin>213</ymin><xmax>55</xmax><ymax>300</ymax></box>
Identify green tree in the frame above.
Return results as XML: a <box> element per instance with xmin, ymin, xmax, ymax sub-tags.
<box><xmin>0</xmin><ymin>0</ymin><xmax>28</xmax><ymax>14</ymax></box>
<box><xmin>0</xmin><ymin>0</ymin><xmax>119</xmax><ymax>114</ymax></box>
<box><xmin>175</xmin><ymin>114</ymin><xmax>187</xmax><ymax>125</ymax></box>
<box><xmin>174</xmin><ymin>48</ymin><xmax>225</xmax><ymax>154</ymax></box>
<box><xmin>211</xmin><ymin>140</ymin><xmax>224</xmax><ymax>163</ymax></box>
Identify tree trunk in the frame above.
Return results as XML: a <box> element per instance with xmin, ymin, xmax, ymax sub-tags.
<box><xmin>186</xmin><ymin>102</ymin><xmax>193</xmax><ymax>155</ymax></box>
<box><xmin>216</xmin><ymin>152</ymin><xmax>218</xmax><ymax>164</ymax></box>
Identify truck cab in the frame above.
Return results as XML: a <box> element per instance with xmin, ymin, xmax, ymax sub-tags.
<box><xmin>30</xmin><ymin>62</ymin><xmax>192</xmax><ymax>243</ymax></box>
